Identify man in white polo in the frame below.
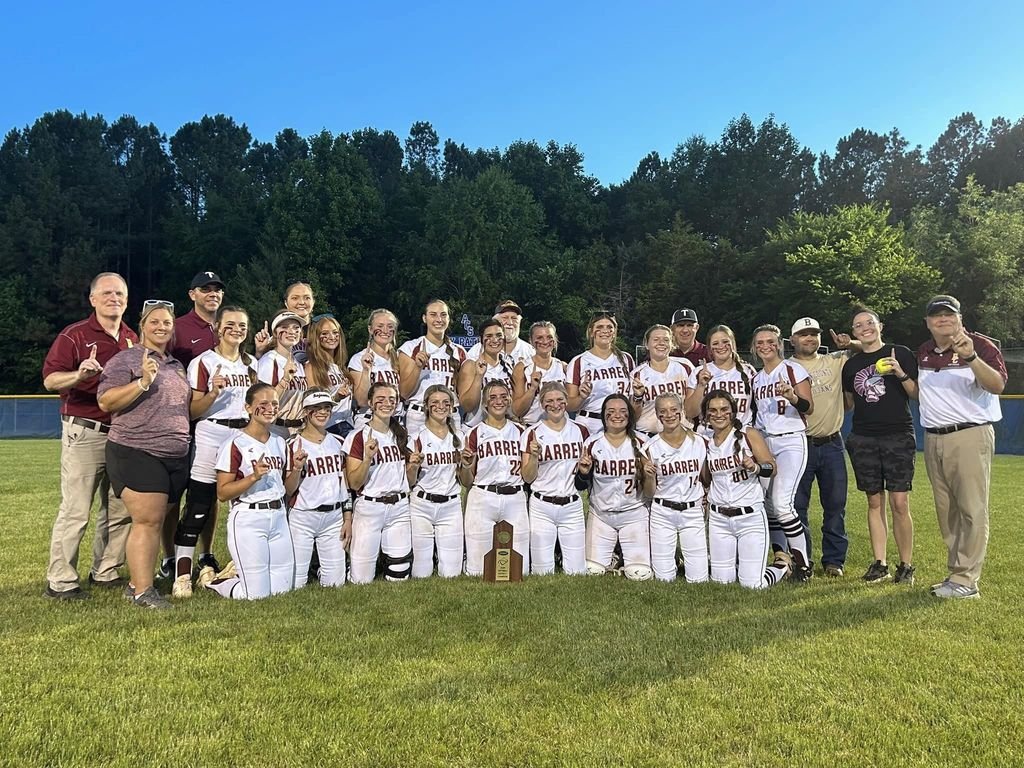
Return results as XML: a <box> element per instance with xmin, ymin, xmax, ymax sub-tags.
<box><xmin>916</xmin><ymin>295</ymin><xmax>1006</xmax><ymax>599</ymax></box>
<box><xmin>466</xmin><ymin>299</ymin><xmax>535</xmax><ymax>364</ymax></box>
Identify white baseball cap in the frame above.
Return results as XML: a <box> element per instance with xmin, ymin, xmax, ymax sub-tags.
<box><xmin>791</xmin><ymin>317</ymin><xmax>821</xmax><ymax>335</ymax></box>
<box><xmin>301</xmin><ymin>390</ymin><xmax>335</xmax><ymax>409</ymax></box>
<box><xmin>271</xmin><ymin>310</ymin><xmax>303</xmax><ymax>332</ymax></box>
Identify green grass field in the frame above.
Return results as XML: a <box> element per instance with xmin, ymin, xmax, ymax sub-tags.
<box><xmin>1</xmin><ymin>441</ymin><xmax>1022</xmax><ymax>768</ymax></box>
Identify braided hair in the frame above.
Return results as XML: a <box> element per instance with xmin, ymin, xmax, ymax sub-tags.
<box><xmin>706</xmin><ymin>324</ymin><xmax>756</xmax><ymax>422</ymax></box>
<box><xmin>700</xmin><ymin>388</ymin><xmax>746</xmax><ymax>456</ymax></box>
<box><xmin>424</xmin><ymin>299</ymin><xmax>462</xmax><ymax>376</ymax></box>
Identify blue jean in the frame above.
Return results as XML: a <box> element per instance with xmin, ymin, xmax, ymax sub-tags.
<box><xmin>795</xmin><ymin>434</ymin><xmax>849</xmax><ymax>567</ymax></box>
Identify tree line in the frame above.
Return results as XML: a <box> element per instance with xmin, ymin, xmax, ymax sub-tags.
<box><xmin>1</xmin><ymin>109</ymin><xmax>1022</xmax><ymax>393</ymax></box>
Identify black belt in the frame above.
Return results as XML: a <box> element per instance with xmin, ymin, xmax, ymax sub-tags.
<box><xmin>578</xmin><ymin>410</ymin><xmax>601</xmax><ymax>419</ymax></box>
<box><xmin>532</xmin><ymin>491</ymin><xmax>579</xmax><ymax>505</ymax></box>
<box><xmin>237</xmin><ymin>499</ymin><xmax>283</xmax><ymax>510</ymax></box>
<box><xmin>407</xmin><ymin>402</ymin><xmax>425</xmax><ymax>412</ymax></box>
<box><xmin>275</xmin><ymin>418</ymin><xmax>304</xmax><ymax>428</ymax></box>
<box><xmin>313</xmin><ymin>502</ymin><xmax>344</xmax><ymax>512</ymax></box>
<box><xmin>415</xmin><ymin>489</ymin><xmax>459</xmax><ymax>503</ymax></box>
<box><xmin>711</xmin><ymin>504</ymin><xmax>755</xmax><ymax>517</ymax></box>
<box><xmin>925</xmin><ymin>422</ymin><xmax>988</xmax><ymax>435</ymax></box>
<box><xmin>475</xmin><ymin>484</ymin><xmax>523</xmax><ymax>495</ymax></box>
<box><xmin>361</xmin><ymin>492</ymin><xmax>408</xmax><ymax>504</ymax></box>
<box><xmin>62</xmin><ymin>415</ymin><xmax>110</xmax><ymax>434</ymax></box>
<box><xmin>208</xmin><ymin>417</ymin><xmax>249</xmax><ymax>429</ymax></box>
<box><xmin>654</xmin><ymin>497</ymin><xmax>699</xmax><ymax>511</ymax></box>
<box><xmin>808</xmin><ymin>431</ymin><xmax>840</xmax><ymax>447</ymax></box>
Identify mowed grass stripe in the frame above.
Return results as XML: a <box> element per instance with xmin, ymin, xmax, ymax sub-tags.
<box><xmin>1</xmin><ymin>440</ymin><xmax>1022</xmax><ymax>767</ymax></box>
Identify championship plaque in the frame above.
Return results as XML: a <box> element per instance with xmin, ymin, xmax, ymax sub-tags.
<box><xmin>483</xmin><ymin>520</ymin><xmax>523</xmax><ymax>582</ymax></box>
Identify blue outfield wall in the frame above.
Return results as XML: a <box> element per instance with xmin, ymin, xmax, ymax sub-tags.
<box><xmin>3</xmin><ymin>395</ymin><xmax>1024</xmax><ymax>454</ymax></box>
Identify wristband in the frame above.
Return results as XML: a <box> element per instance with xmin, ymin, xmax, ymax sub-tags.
<box><xmin>758</xmin><ymin>462</ymin><xmax>774</xmax><ymax>478</ymax></box>
<box><xmin>962</xmin><ymin>353</ymin><xmax>978</xmax><ymax>363</ymax></box>
<box><xmin>793</xmin><ymin>396</ymin><xmax>810</xmax><ymax>414</ymax></box>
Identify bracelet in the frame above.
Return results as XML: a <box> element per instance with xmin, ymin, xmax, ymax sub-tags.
<box><xmin>962</xmin><ymin>353</ymin><xmax>978</xmax><ymax>363</ymax></box>
<box><xmin>137</xmin><ymin>379</ymin><xmax>150</xmax><ymax>392</ymax></box>
<box><xmin>897</xmin><ymin>373</ymin><xmax>910</xmax><ymax>382</ymax></box>
<box><xmin>632</xmin><ymin>394</ymin><xmax>644</xmax><ymax>403</ymax></box>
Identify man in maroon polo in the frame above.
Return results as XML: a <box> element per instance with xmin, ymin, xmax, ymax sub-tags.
<box><xmin>42</xmin><ymin>272</ymin><xmax>139</xmax><ymax>599</ymax></box>
<box><xmin>668</xmin><ymin>308</ymin><xmax>711</xmax><ymax>366</ymax></box>
<box><xmin>171</xmin><ymin>271</ymin><xmax>225</xmax><ymax>369</ymax></box>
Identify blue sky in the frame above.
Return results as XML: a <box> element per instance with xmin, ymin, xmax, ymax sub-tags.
<box><xmin>4</xmin><ymin>1</ymin><xmax>1023</xmax><ymax>184</ymax></box>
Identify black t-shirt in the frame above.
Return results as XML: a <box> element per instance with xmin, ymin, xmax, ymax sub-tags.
<box><xmin>842</xmin><ymin>344</ymin><xmax>918</xmax><ymax>436</ymax></box>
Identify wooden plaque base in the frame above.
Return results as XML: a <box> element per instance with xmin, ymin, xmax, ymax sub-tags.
<box><xmin>483</xmin><ymin>520</ymin><xmax>523</xmax><ymax>582</ymax></box>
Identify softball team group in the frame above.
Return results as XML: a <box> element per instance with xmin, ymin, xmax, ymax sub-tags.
<box><xmin>97</xmin><ymin>281</ymin><xmax>838</xmax><ymax>608</ymax></box>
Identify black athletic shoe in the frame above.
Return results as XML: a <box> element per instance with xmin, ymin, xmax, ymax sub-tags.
<box><xmin>44</xmin><ymin>585</ymin><xmax>90</xmax><ymax>601</ymax></box>
<box><xmin>197</xmin><ymin>554</ymin><xmax>222</xmax><ymax>573</ymax></box>
<box><xmin>862</xmin><ymin>560</ymin><xmax>891</xmax><ymax>583</ymax></box>
<box><xmin>893</xmin><ymin>562</ymin><xmax>916</xmax><ymax>586</ymax></box>
<box><xmin>158</xmin><ymin>558</ymin><xmax>174</xmax><ymax>580</ymax></box>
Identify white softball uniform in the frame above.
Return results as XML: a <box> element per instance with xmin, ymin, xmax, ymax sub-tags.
<box><xmin>631</xmin><ymin>359</ymin><xmax>694</xmax><ymax>435</ymax></box>
<box><xmin>188</xmin><ymin>350</ymin><xmax>256</xmax><ymax>483</ymax></box>
<box><xmin>289</xmin><ymin>433</ymin><xmax>348</xmax><ymax>588</ymax></box>
<box><xmin>349</xmin><ymin>349</ymin><xmax>405</xmax><ymax>426</ymax></box>
<box><xmin>689</xmin><ymin>361</ymin><xmax>757</xmax><ymax>431</ymax></box>
<box><xmin>344</xmin><ymin>426</ymin><xmax>411</xmax><ymax>584</ymax></box>
<box><xmin>462</xmin><ymin>358</ymin><xmax>515</xmax><ymax>428</ymax></box>
<box><xmin>409</xmin><ymin>427</ymin><xmax>464</xmax><ymax>578</ymax></box>
<box><xmin>464</xmin><ymin>420</ymin><xmax>528</xmax><ymax>576</ymax></box>
<box><xmin>467</xmin><ymin>337</ymin><xmax>535</xmax><ymax>364</ymax></box>
<box><xmin>705</xmin><ymin>428</ymin><xmax>786</xmax><ymax>589</ymax></box>
<box><xmin>522</xmin><ymin>419</ymin><xmax>589</xmax><ymax>575</ymax></box>
<box><xmin>753</xmin><ymin>360</ymin><xmax>810</xmax><ymax>564</ymax></box>
<box><xmin>583</xmin><ymin>433</ymin><xmax>650</xmax><ymax>570</ymax></box>
<box><xmin>644</xmin><ymin>433</ymin><xmax>708</xmax><ymax>582</ymax></box>
<box><xmin>212</xmin><ymin>432</ymin><xmax>295</xmax><ymax>600</ymax></box>
<box><xmin>320</xmin><ymin>362</ymin><xmax>354</xmax><ymax>432</ymax></box>
<box><xmin>568</xmin><ymin>350</ymin><xmax>636</xmax><ymax>436</ymax></box>
<box><xmin>257</xmin><ymin>350</ymin><xmax>307</xmax><ymax>436</ymax></box>
<box><xmin>400</xmin><ymin>336</ymin><xmax>466</xmax><ymax>436</ymax></box>
<box><xmin>519</xmin><ymin>358</ymin><xmax>567</xmax><ymax>425</ymax></box>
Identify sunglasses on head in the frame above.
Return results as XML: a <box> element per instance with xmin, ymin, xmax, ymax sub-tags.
<box><xmin>142</xmin><ymin>299</ymin><xmax>174</xmax><ymax>313</ymax></box>
<box><xmin>312</xmin><ymin>313</ymin><xmax>335</xmax><ymax>322</ymax></box>
<box><xmin>590</xmin><ymin>309</ymin><xmax>615</xmax><ymax>321</ymax></box>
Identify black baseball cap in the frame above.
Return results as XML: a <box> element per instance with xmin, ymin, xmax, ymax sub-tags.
<box><xmin>495</xmin><ymin>299</ymin><xmax>522</xmax><ymax>316</ymax></box>
<box><xmin>190</xmin><ymin>271</ymin><xmax>226</xmax><ymax>290</ymax></box>
<box><xmin>926</xmin><ymin>295</ymin><xmax>961</xmax><ymax>315</ymax></box>
<box><xmin>671</xmin><ymin>308</ymin><xmax>698</xmax><ymax>325</ymax></box>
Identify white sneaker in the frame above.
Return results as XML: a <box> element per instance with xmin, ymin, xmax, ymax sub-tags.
<box><xmin>196</xmin><ymin>565</ymin><xmax>217</xmax><ymax>588</ymax></box>
<box><xmin>172</xmin><ymin>574</ymin><xmax>193</xmax><ymax>599</ymax></box>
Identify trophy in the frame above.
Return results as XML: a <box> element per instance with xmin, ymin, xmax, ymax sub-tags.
<box><xmin>483</xmin><ymin>520</ymin><xmax>523</xmax><ymax>582</ymax></box>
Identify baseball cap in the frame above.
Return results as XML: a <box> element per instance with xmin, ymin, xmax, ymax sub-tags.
<box><xmin>790</xmin><ymin>317</ymin><xmax>822</xmax><ymax>335</ymax></box>
<box><xmin>189</xmin><ymin>271</ymin><xmax>225</xmax><ymax>290</ymax></box>
<box><xmin>671</xmin><ymin>308</ymin><xmax>698</xmax><ymax>325</ymax></box>
<box><xmin>926</xmin><ymin>295</ymin><xmax>962</xmax><ymax>315</ymax></box>
<box><xmin>271</xmin><ymin>310</ymin><xmax>303</xmax><ymax>332</ymax></box>
<box><xmin>301</xmin><ymin>390</ymin><xmax>335</xmax><ymax>409</ymax></box>
<box><xmin>495</xmin><ymin>299</ymin><xmax>522</xmax><ymax>316</ymax></box>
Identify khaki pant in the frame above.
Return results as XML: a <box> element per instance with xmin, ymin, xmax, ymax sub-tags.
<box><xmin>46</xmin><ymin>420</ymin><xmax>132</xmax><ymax>591</ymax></box>
<box><xmin>923</xmin><ymin>425</ymin><xmax>994</xmax><ymax>588</ymax></box>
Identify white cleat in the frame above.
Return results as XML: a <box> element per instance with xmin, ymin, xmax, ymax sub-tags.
<box><xmin>172</xmin><ymin>574</ymin><xmax>193</xmax><ymax>599</ymax></box>
<box><xmin>196</xmin><ymin>566</ymin><xmax>217</xmax><ymax>588</ymax></box>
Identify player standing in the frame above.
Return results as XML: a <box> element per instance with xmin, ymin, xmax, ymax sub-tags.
<box><xmin>303</xmin><ymin>314</ymin><xmax>354</xmax><ymax>436</ymax></box>
<box><xmin>257</xmin><ymin>310</ymin><xmax>307</xmax><ymax>437</ymax></box>
<box><xmin>684</xmin><ymin>325</ymin><xmax>756</xmax><ymax>430</ymax></box>
<box><xmin>631</xmin><ymin>324</ymin><xmax>694</xmax><ymax>437</ymax></box>
<box><xmin>350</xmin><ymin>309</ymin><xmax>405</xmax><ymax>427</ymax></box>
<box><xmin>566</xmin><ymin>311</ymin><xmax>635</xmax><ymax>437</ymax></box>
<box><xmin>458</xmin><ymin>318</ymin><xmax>518</xmax><ymax>428</ymax></box>
<box><xmin>399</xmin><ymin>299</ymin><xmax>466</xmax><ymax>436</ymax></box>
<box><xmin>512</xmin><ymin>321</ymin><xmax>567</xmax><ymax>426</ymax></box>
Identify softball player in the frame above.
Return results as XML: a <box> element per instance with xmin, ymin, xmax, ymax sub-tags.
<box><xmin>173</xmin><ymin>306</ymin><xmax>257</xmax><ymax>598</ymax></box>
<box><xmin>566</xmin><ymin>311</ymin><xmax>636</xmax><ymax>436</ymax></box>
<box><xmin>702</xmin><ymin>389</ymin><xmax>791</xmax><ymax>589</ymax></box>
<box><xmin>577</xmin><ymin>393</ymin><xmax>652</xmax><ymax>578</ymax></box>
<box><xmin>642</xmin><ymin>393</ymin><xmax>709</xmax><ymax>582</ymax></box>
<box><xmin>253</xmin><ymin>281</ymin><xmax>316</xmax><ymax>358</ymax></box>
<box><xmin>630</xmin><ymin>324</ymin><xmax>694</xmax><ymax>437</ymax></box>
<box><xmin>344</xmin><ymin>381</ymin><xmax>412</xmax><ymax>583</ymax></box>
<box><xmin>751</xmin><ymin>324</ymin><xmax>814</xmax><ymax>581</ymax></box>
<box><xmin>257</xmin><ymin>310</ymin><xmax>307</xmax><ymax>437</ymax></box>
<box><xmin>288</xmin><ymin>389</ymin><xmax>351</xmax><ymax>588</ymax></box>
<box><xmin>466</xmin><ymin>299</ymin><xmax>536</xmax><ymax>364</ymax></box>
<box><xmin>304</xmin><ymin>314</ymin><xmax>354</xmax><ymax>435</ymax></box>
<box><xmin>349</xmin><ymin>308</ymin><xmax>404</xmax><ymax>427</ymax></box>
<box><xmin>461</xmin><ymin>379</ymin><xmax>529</xmax><ymax>576</ymax></box>
<box><xmin>512</xmin><ymin>321</ymin><xmax>567</xmax><ymax>426</ymax></box>
<box><xmin>206</xmin><ymin>382</ymin><xmax>304</xmax><ymax>600</ymax></box>
<box><xmin>521</xmin><ymin>382</ymin><xmax>589</xmax><ymax>575</ymax></box>
<box><xmin>407</xmin><ymin>384</ymin><xmax>464</xmax><ymax>578</ymax></box>
<box><xmin>457</xmin><ymin>318</ymin><xmax>518</xmax><ymax>429</ymax></box>
<box><xmin>685</xmin><ymin>325</ymin><xmax>756</xmax><ymax>430</ymax></box>
<box><xmin>399</xmin><ymin>300</ymin><xmax>466</xmax><ymax>437</ymax></box>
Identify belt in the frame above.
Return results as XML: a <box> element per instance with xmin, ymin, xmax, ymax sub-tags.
<box><xmin>415</xmin><ymin>489</ymin><xmax>459</xmax><ymax>503</ymax></box>
<box><xmin>275</xmin><ymin>418</ymin><xmax>304</xmax><ymax>428</ymax></box>
<box><xmin>532</xmin><ymin>491</ymin><xmax>579</xmax><ymax>505</ymax></box>
<box><xmin>475</xmin><ymin>484</ymin><xmax>523</xmax><ymax>495</ymax></box>
<box><xmin>711</xmin><ymin>504</ymin><xmax>755</xmax><ymax>517</ymax></box>
<box><xmin>236</xmin><ymin>499</ymin><xmax>283</xmax><ymax>510</ymax></box>
<box><xmin>766</xmin><ymin>430</ymin><xmax>802</xmax><ymax>437</ymax></box>
<box><xmin>578</xmin><ymin>410</ymin><xmax>601</xmax><ymax>419</ymax></box>
<box><xmin>313</xmin><ymin>502</ymin><xmax>344</xmax><ymax>512</ymax></box>
<box><xmin>62</xmin><ymin>415</ymin><xmax>110</xmax><ymax>434</ymax></box>
<box><xmin>654</xmin><ymin>497</ymin><xmax>699</xmax><ymax>511</ymax></box>
<box><xmin>208</xmin><ymin>417</ymin><xmax>249</xmax><ymax>429</ymax></box>
<box><xmin>361</xmin><ymin>492</ymin><xmax>408</xmax><ymax>504</ymax></box>
<box><xmin>808</xmin><ymin>431</ymin><xmax>840</xmax><ymax>447</ymax></box>
<box><xmin>407</xmin><ymin>402</ymin><xmax>425</xmax><ymax>412</ymax></box>
<box><xmin>925</xmin><ymin>422</ymin><xmax>988</xmax><ymax>435</ymax></box>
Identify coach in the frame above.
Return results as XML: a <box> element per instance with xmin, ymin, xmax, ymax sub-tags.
<box><xmin>917</xmin><ymin>295</ymin><xmax>1006</xmax><ymax>600</ymax></box>
<box><xmin>668</xmin><ymin>308</ymin><xmax>710</xmax><ymax>366</ymax></box>
<box><xmin>42</xmin><ymin>272</ymin><xmax>138</xmax><ymax>599</ymax></box>
<box><xmin>467</xmin><ymin>299</ymin><xmax>535</xmax><ymax>364</ymax></box>
<box><xmin>171</xmin><ymin>271</ymin><xmax>225</xmax><ymax>369</ymax></box>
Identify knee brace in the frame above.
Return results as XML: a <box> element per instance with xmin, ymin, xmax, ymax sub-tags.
<box><xmin>381</xmin><ymin>549</ymin><xmax>413</xmax><ymax>581</ymax></box>
<box><xmin>174</xmin><ymin>480</ymin><xmax>217</xmax><ymax>547</ymax></box>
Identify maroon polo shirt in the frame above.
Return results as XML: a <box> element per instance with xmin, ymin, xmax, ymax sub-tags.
<box><xmin>670</xmin><ymin>340</ymin><xmax>710</xmax><ymax>367</ymax></box>
<box><xmin>42</xmin><ymin>315</ymin><xmax>139</xmax><ymax>422</ymax></box>
<box><xmin>171</xmin><ymin>309</ymin><xmax>218</xmax><ymax>369</ymax></box>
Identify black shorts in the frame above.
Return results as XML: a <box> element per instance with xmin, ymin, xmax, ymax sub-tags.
<box><xmin>106</xmin><ymin>441</ymin><xmax>190</xmax><ymax>504</ymax></box>
<box><xmin>845</xmin><ymin>431</ymin><xmax>916</xmax><ymax>494</ymax></box>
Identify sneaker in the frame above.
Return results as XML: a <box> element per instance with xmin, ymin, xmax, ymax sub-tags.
<box><xmin>893</xmin><ymin>562</ymin><xmax>916</xmax><ymax>585</ymax></box>
<box><xmin>158</xmin><ymin>558</ymin><xmax>174</xmax><ymax>580</ymax></box>
<box><xmin>197</xmin><ymin>553</ymin><xmax>222</xmax><ymax>574</ymax></box>
<box><xmin>931</xmin><ymin>578</ymin><xmax>951</xmax><ymax>593</ymax></box>
<box><xmin>172</xmin><ymin>574</ymin><xmax>193</xmax><ymax>599</ymax></box>
<box><xmin>196</xmin><ymin>566</ymin><xmax>217</xmax><ymax>588</ymax></box>
<box><xmin>932</xmin><ymin>581</ymin><xmax>980</xmax><ymax>600</ymax></box>
<box><xmin>862</xmin><ymin>560</ymin><xmax>891</xmax><ymax>583</ymax></box>
<box><xmin>44</xmin><ymin>585</ymin><xmax>90</xmax><ymax>601</ymax></box>
<box><xmin>823</xmin><ymin>564</ymin><xmax>844</xmax><ymax>578</ymax></box>
<box><xmin>791</xmin><ymin>565</ymin><xmax>813</xmax><ymax>583</ymax></box>
<box><xmin>132</xmin><ymin>586</ymin><xmax>173</xmax><ymax>610</ymax></box>
<box><xmin>123</xmin><ymin>583</ymin><xmax>136</xmax><ymax>601</ymax></box>
<box><xmin>88</xmin><ymin>574</ymin><xmax>127</xmax><ymax>588</ymax></box>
